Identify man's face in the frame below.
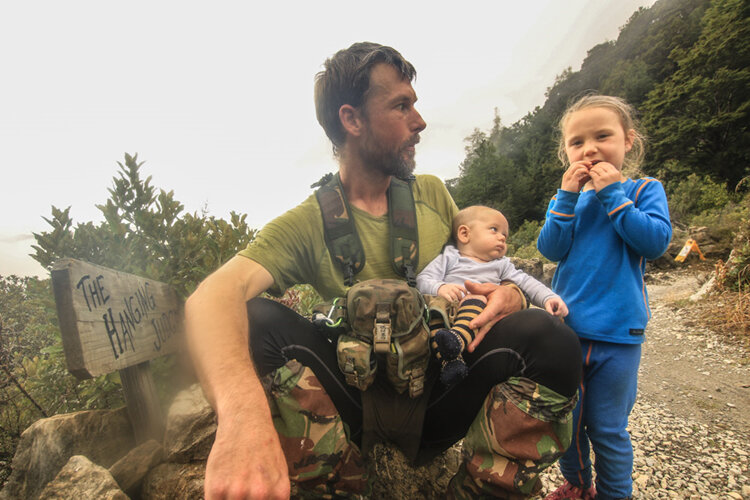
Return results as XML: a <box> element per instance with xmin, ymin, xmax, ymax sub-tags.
<box><xmin>358</xmin><ymin>63</ymin><xmax>426</xmax><ymax>178</ymax></box>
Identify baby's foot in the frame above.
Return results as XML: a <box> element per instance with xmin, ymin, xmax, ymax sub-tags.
<box><xmin>440</xmin><ymin>358</ymin><xmax>469</xmax><ymax>386</ymax></box>
<box><xmin>433</xmin><ymin>329</ymin><xmax>464</xmax><ymax>359</ymax></box>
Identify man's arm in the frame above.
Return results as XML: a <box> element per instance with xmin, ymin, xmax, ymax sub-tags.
<box><xmin>184</xmin><ymin>255</ymin><xmax>290</xmax><ymax>500</ymax></box>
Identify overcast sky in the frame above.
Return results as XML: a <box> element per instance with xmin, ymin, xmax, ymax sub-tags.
<box><xmin>1</xmin><ymin>0</ymin><xmax>655</xmax><ymax>277</ymax></box>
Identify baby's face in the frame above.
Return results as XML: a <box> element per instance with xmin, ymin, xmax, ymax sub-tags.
<box><xmin>462</xmin><ymin>210</ymin><xmax>509</xmax><ymax>263</ymax></box>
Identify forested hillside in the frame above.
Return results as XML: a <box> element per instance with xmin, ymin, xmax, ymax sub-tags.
<box><xmin>449</xmin><ymin>0</ymin><xmax>748</xmax><ymax>232</ymax></box>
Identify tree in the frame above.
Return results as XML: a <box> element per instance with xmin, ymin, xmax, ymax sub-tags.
<box><xmin>32</xmin><ymin>153</ymin><xmax>257</xmax><ymax>298</ymax></box>
<box><xmin>642</xmin><ymin>0</ymin><xmax>750</xmax><ymax>187</ymax></box>
<box><xmin>0</xmin><ymin>276</ymin><xmax>124</xmax><ymax>485</ymax></box>
<box><xmin>447</xmin><ymin>0</ymin><xmax>732</xmax><ymax>228</ymax></box>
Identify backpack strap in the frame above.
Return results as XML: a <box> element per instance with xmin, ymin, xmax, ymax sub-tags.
<box><xmin>388</xmin><ymin>177</ymin><xmax>419</xmax><ymax>286</ymax></box>
<box><xmin>315</xmin><ymin>173</ymin><xmax>366</xmax><ymax>287</ymax></box>
<box><xmin>315</xmin><ymin>174</ymin><xmax>419</xmax><ymax>286</ymax></box>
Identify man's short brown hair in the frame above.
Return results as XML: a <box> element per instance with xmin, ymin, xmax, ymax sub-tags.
<box><xmin>314</xmin><ymin>42</ymin><xmax>416</xmax><ymax>155</ymax></box>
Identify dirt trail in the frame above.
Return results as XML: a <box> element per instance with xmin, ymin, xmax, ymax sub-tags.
<box><xmin>537</xmin><ymin>267</ymin><xmax>750</xmax><ymax>498</ymax></box>
<box><xmin>642</xmin><ymin>269</ymin><xmax>750</xmax><ymax>433</ymax></box>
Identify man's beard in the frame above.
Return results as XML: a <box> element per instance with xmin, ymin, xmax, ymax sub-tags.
<box><xmin>360</xmin><ymin>131</ymin><xmax>418</xmax><ymax>179</ymax></box>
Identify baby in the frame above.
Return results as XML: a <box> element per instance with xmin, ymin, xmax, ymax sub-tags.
<box><xmin>417</xmin><ymin>205</ymin><xmax>567</xmax><ymax>385</ymax></box>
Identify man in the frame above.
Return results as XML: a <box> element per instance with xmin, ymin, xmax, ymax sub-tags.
<box><xmin>185</xmin><ymin>42</ymin><xmax>581</xmax><ymax>499</ymax></box>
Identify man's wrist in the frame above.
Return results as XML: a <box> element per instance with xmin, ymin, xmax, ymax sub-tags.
<box><xmin>500</xmin><ymin>281</ymin><xmax>528</xmax><ymax>310</ymax></box>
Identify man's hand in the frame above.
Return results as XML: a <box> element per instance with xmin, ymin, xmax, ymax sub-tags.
<box><xmin>544</xmin><ymin>296</ymin><xmax>569</xmax><ymax>318</ymax></box>
<box><xmin>588</xmin><ymin>161</ymin><xmax>622</xmax><ymax>192</ymax></box>
<box><xmin>464</xmin><ymin>281</ymin><xmax>523</xmax><ymax>352</ymax></box>
<box><xmin>437</xmin><ymin>283</ymin><xmax>467</xmax><ymax>302</ymax></box>
<box><xmin>205</xmin><ymin>403</ymin><xmax>290</xmax><ymax>500</ymax></box>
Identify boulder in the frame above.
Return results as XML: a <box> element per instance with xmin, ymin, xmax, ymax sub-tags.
<box><xmin>109</xmin><ymin>439</ymin><xmax>164</xmax><ymax>495</ymax></box>
<box><xmin>37</xmin><ymin>455</ymin><xmax>128</xmax><ymax>500</ymax></box>
<box><xmin>510</xmin><ymin>257</ymin><xmax>544</xmax><ymax>281</ymax></box>
<box><xmin>140</xmin><ymin>462</ymin><xmax>205</xmax><ymax>500</ymax></box>
<box><xmin>164</xmin><ymin>384</ymin><xmax>217</xmax><ymax>463</ymax></box>
<box><xmin>542</xmin><ymin>263</ymin><xmax>557</xmax><ymax>286</ymax></box>
<box><xmin>370</xmin><ymin>442</ymin><xmax>461</xmax><ymax>499</ymax></box>
<box><xmin>0</xmin><ymin>407</ymin><xmax>134</xmax><ymax>500</ymax></box>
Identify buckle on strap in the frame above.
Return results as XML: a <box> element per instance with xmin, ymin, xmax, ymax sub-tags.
<box><xmin>373</xmin><ymin>303</ymin><xmax>391</xmax><ymax>354</ymax></box>
<box><xmin>408</xmin><ymin>367</ymin><xmax>425</xmax><ymax>398</ymax></box>
<box><xmin>404</xmin><ymin>263</ymin><xmax>417</xmax><ymax>288</ymax></box>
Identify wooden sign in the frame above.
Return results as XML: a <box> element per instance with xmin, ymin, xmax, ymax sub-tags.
<box><xmin>51</xmin><ymin>258</ymin><xmax>182</xmax><ymax>379</ymax></box>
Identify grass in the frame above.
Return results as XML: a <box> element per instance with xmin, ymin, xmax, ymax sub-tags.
<box><xmin>692</xmin><ymin>287</ymin><xmax>750</xmax><ymax>354</ymax></box>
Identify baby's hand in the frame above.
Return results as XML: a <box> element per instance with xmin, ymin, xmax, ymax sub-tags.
<box><xmin>437</xmin><ymin>283</ymin><xmax>467</xmax><ymax>302</ymax></box>
<box><xmin>561</xmin><ymin>161</ymin><xmax>591</xmax><ymax>192</ymax></box>
<box><xmin>544</xmin><ymin>296</ymin><xmax>569</xmax><ymax>318</ymax></box>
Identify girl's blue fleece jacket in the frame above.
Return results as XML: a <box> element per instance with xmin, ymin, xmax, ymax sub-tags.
<box><xmin>537</xmin><ymin>178</ymin><xmax>672</xmax><ymax>344</ymax></box>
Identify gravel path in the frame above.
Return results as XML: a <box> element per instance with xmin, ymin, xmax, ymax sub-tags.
<box><xmin>536</xmin><ymin>269</ymin><xmax>750</xmax><ymax>499</ymax></box>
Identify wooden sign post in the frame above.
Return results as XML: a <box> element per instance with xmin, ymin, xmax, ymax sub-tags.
<box><xmin>51</xmin><ymin>258</ymin><xmax>182</xmax><ymax>443</ymax></box>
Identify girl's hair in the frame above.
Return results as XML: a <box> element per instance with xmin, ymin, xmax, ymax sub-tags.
<box><xmin>557</xmin><ymin>93</ymin><xmax>646</xmax><ymax>175</ymax></box>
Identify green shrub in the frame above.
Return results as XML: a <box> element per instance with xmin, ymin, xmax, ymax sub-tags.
<box><xmin>668</xmin><ymin>173</ymin><xmax>735</xmax><ymax>223</ymax></box>
<box><xmin>0</xmin><ymin>277</ymin><xmax>124</xmax><ymax>486</ymax></box>
<box><xmin>689</xmin><ymin>200</ymin><xmax>749</xmax><ymax>251</ymax></box>
<box><xmin>507</xmin><ymin>220</ymin><xmax>547</xmax><ymax>261</ymax></box>
<box><xmin>718</xmin><ymin>192</ymin><xmax>750</xmax><ymax>291</ymax></box>
<box><xmin>0</xmin><ymin>154</ymin><xmax>259</xmax><ymax>487</ymax></box>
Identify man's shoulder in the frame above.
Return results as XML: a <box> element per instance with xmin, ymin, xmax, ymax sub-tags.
<box><xmin>412</xmin><ymin>174</ymin><xmax>455</xmax><ymax>210</ymax></box>
<box><xmin>413</xmin><ymin>174</ymin><xmax>446</xmax><ymax>193</ymax></box>
<box><xmin>263</xmin><ymin>192</ymin><xmax>321</xmax><ymax>233</ymax></box>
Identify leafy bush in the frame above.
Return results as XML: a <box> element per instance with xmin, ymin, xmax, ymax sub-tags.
<box><xmin>0</xmin><ymin>154</ymin><xmax>258</xmax><ymax>486</ymax></box>
<box><xmin>32</xmin><ymin>154</ymin><xmax>257</xmax><ymax>299</ymax></box>
<box><xmin>0</xmin><ymin>277</ymin><xmax>123</xmax><ymax>485</ymax></box>
<box><xmin>507</xmin><ymin>220</ymin><xmax>547</xmax><ymax>261</ymax></box>
<box><xmin>717</xmin><ymin>192</ymin><xmax>750</xmax><ymax>291</ymax></box>
<box><xmin>668</xmin><ymin>173</ymin><xmax>734</xmax><ymax>223</ymax></box>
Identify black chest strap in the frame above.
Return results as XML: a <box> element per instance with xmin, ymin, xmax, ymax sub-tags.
<box><xmin>315</xmin><ymin>173</ymin><xmax>419</xmax><ymax>287</ymax></box>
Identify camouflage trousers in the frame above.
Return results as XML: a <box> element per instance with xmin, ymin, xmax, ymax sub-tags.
<box><xmin>447</xmin><ymin>377</ymin><xmax>578</xmax><ymax>499</ymax></box>
<box><xmin>263</xmin><ymin>360</ymin><xmax>576</xmax><ymax>499</ymax></box>
<box><xmin>261</xmin><ymin>359</ymin><xmax>370</xmax><ymax>499</ymax></box>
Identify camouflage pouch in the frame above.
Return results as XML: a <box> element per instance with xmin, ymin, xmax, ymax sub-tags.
<box><xmin>336</xmin><ymin>334</ymin><xmax>377</xmax><ymax>391</ymax></box>
<box><xmin>340</xmin><ymin>278</ymin><xmax>430</xmax><ymax>398</ymax></box>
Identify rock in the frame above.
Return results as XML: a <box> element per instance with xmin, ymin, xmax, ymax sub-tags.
<box><xmin>689</xmin><ymin>274</ymin><xmax>715</xmax><ymax>302</ymax></box>
<box><xmin>542</xmin><ymin>264</ymin><xmax>557</xmax><ymax>286</ymax></box>
<box><xmin>164</xmin><ymin>384</ymin><xmax>217</xmax><ymax>463</ymax></box>
<box><xmin>37</xmin><ymin>455</ymin><xmax>128</xmax><ymax>500</ymax></box>
<box><xmin>109</xmin><ymin>439</ymin><xmax>164</xmax><ymax>495</ymax></box>
<box><xmin>0</xmin><ymin>407</ymin><xmax>135</xmax><ymax>500</ymax></box>
<box><xmin>509</xmin><ymin>257</ymin><xmax>544</xmax><ymax>281</ymax></box>
<box><xmin>370</xmin><ymin>442</ymin><xmax>461</xmax><ymax>499</ymax></box>
<box><xmin>140</xmin><ymin>462</ymin><xmax>205</xmax><ymax>500</ymax></box>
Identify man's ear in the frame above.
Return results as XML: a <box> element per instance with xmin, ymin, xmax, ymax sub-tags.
<box><xmin>456</xmin><ymin>225</ymin><xmax>471</xmax><ymax>244</ymax></box>
<box><xmin>339</xmin><ymin>104</ymin><xmax>363</xmax><ymax>138</ymax></box>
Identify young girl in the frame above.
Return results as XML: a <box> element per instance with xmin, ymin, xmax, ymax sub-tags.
<box><xmin>537</xmin><ymin>95</ymin><xmax>672</xmax><ymax>500</ymax></box>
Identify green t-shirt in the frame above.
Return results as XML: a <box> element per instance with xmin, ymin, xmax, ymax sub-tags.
<box><xmin>239</xmin><ymin>174</ymin><xmax>458</xmax><ymax>300</ymax></box>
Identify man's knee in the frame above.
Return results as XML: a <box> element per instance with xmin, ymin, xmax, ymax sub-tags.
<box><xmin>452</xmin><ymin>376</ymin><xmax>578</xmax><ymax>497</ymax></box>
<box><xmin>505</xmin><ymin>309</ymin><xmax>582</xmax><ymax>397</ymax></box>
<box><xmin>247</xmin><ymin>297</ymin><xmax>296</xmax><ymax>330</ymax></box>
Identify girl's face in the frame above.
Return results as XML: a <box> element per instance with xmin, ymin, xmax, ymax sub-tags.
<box><xmin>563</xmin><ymin>106</ymin><xmax>634</xmax><ymax>170</ymax></box>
